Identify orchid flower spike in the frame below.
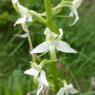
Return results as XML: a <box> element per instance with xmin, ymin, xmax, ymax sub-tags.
<box><xmin>24</xmin><ymin>62</ymin><xmax>49</xmax><ymax>95</ymax></box>
<box><xmin>30</xmin><ymin>28</ymin><xmax>77</xmax><ymax>54</ymax></box>
<box><xmin>56</xmin><ymin>84</ymin><xmax>79</xmax><ymax>95</ymax></box>
<box><xmin>69</xmin><ymin>0</ymin><xmax>83</xmax><ymax>26</ymax></box>
<box><xmin>12</xmin><ymin>0</ymin><xmax>32</xmax><ymax>26</ymax></box>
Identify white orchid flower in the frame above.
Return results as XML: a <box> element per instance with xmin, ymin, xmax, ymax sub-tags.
<box><xmin>24</xmin><ymin>62</ymin><xmax>49</xmax><ymax>95</ymax></box>
<box><xmin>30</xmin><ymin>28</ymin><xmax>77</xmax><ymax>54</ymax></box>
<box><xmin>12</xmin><ymin>0</ymin><xmax>32</xmax><ymax>26</ymax></box>
<box><xmin>56</xmin><ymin>84</ymin><xmax>79</xmax><ymax>95</ymax></box>
<box><xmin>70</xmin><ymin>0</ymin><xmax>83</xmax><ymax>26</ymax></box>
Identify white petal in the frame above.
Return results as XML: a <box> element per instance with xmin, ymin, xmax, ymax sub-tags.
<box><xmin>56</xmin><ymin>87</ymin><xmax>64</xmax><ymax>95</ymax></box>
<box><xmin>73</xmin><ymin>0</ymin><xmax>83</xmax><ymax>9</ymax></box>
<box><xmin>58</xmin><ymin>28</ymin><xmax>64</xmax><ymax>39</ymax></box>
<box><xmin>14</xmin><ymin>17</ymin><xmax>27</xmax><ymax>26</ymax></box>
<box><xmin>27</xmin><ymin>16</ymin><xmax>32</xmax><ymax>22</ymax></box>
<box><xmin>30</xmin><ymin>42</ymin><xmax>50</xmax><ymax>54</ymax></box>
<box><xmin>66</xmin><ymin>84</ymin><xmax>79</xmax><ymax>94</ymax></box>
<box><xmin>44</xmin><ymin>28</ymin><xmax>58</xmax><ymax>40</ymax></box>
<box><xmin>15</xmin><ymin>33</ymin><xmax>28</xmax><ymax>38</ymax></box>
<box><xmin>12</xmin><ymin>0</ymin><xmax>18</xmax><ymax>4</ymax></box>
<box><xmin>37</xmin><ymin>84</ymin><xmax>43</xmax><ymax>95</ymax></box>
<box><xmin>56</xmin><ymin>40</ymin><xmax>77</xmax><ymax>53</ymax></box>
<box><xmin>69</xmin><ymin>8</ymin><xmax>79</xmax><ymax>26</ymax></box>
<box><xmin>24</xmin><ymin>68</ymin><xmax>39</xmax><ymax>76</ymax></box>
<box><xmin>69</xmin><ymin>11</ymin><xmax>74</xmax><ymax>17</ymax></box>
<box><xmin>38</xmin><ymin>70</ymin><xmax>49</xmax><ymax>87</ymax></box>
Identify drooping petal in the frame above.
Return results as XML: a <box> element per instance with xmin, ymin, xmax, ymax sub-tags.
<box><xmin>38</xmin><ymin>70</ymin><xmax>49</xmax><ymax>87</ymax></box>
<box><xmin>56</xmin><ymin>87</ymin><xmax>64</xmax><ymax>95</ymax></box>
<box><xmin>69</xmin><ymin>8</ymin><xmax>79</xmax><ymax>26</ymax></box>
<box><xmin>14</xmin><ymin>17</ymin><xmax>27</xmax><ymax>26</ymax></box>
<box><xmin>66</xmin><ymin>84</ymin><xmax>79</xmax><ymax>94</ymax></box>
<box><xmin>56</xmin><ymin>40</ymin><xmax>77</xmax><ymax>53</ymax></box>
<box><xmin>30</xmin><ymin>42</ymin><xmax>50</xmax><ymax>54</ymax></box>
<box><xmin>24</xmin><ymin>68</ymin><xmax>39</xmax><ymax>76</ymax></box>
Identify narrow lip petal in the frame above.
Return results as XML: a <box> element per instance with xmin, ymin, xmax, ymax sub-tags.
<box><xmin>56</xmin><ymin>40</ymin><xmax>77</xmax><ymax>53</ymax></box>
<box><xmin>38</xmin><ymin>70</ymin><xmax>49</xmax><ymax>87</ymax></box>
<box><xmin>69</xmin><ymin>8</ymin><xmax>79</xmax><ymax>26</ymax></box>
<box><xmin>24</xmin><ymin>68</ymin><xmax>39</xmax><ymax>76</ymax></box>
<box><xmin>30</xmin><ymin>42</ymin><xmax>50</xmax><ymax>54</ymax></box>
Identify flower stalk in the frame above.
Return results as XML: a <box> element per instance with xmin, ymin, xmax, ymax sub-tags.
<box><xmin>44</xmin><ymin>0</ymin><xmax>59</xmax><ymax>92</ymax></box>
<box><xmin>49</xmin><ymin>44</ymin><xmax>59</xmax><ymax>92</ymax></box>
<box><xmin>44</xmin><ymin>0</ymin><xmax>58</xmax><ymax>33</ymax></box>
<box><xmin>22</xmin><ymin>23</ymin><xmax>36</xmax><ymax>62</ymax></box>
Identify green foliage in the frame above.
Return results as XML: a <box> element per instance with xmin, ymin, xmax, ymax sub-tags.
<box><xmin>0</xmin><ymin>0</ymin><xmax>95</xmax><ymax>95</ymax></box>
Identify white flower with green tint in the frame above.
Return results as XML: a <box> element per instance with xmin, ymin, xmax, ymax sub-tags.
<box><xmin>56</xmin><ymin>84</ymin><xmax>79</xmax><ymax>95</ymax></box>
<box><xmin>24</xmin><ymin>62</ymin><xmax>49</xmax><ymax>95</ymax></box>
<box><xmin>37</xmin><ymin>70</ymin><xmax>49</xmax><ymax>95</ymax></box>
<box><xmin>12</xmin><ymin>0</ymin><xmax>32</xmax><ymax>26</ymax></box>
<box><xmin>30</xmin><ymin>28</ymin><xmax>77</xmax><ymax>54</ymax></box>
<box><xmin>70</xmin><ymin>0</ymin><xmax>83</xmax><ymax>26</ymax></box>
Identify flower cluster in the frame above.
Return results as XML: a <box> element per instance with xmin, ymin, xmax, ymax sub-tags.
<box><xmin>12</xmin><ymin>0</ymin><xmax>83</xmax><ymax>95</ymax></box>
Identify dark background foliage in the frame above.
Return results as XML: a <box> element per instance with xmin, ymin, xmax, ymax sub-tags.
<box><xmin>0</xmin><ymin>0</ymin><xmax>95</xmax><ymax>95</ymax></box>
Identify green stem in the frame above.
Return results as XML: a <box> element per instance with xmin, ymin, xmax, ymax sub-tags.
<box><xmin>44</xmin><ymin>0</ymin><xmax>59</xmax><ymax>92</ymax></box>
<box><xmin>44</xmin><ymin>0</ymin><xmax>58</xmax><ymax>33</ymax></box>
<box><xmin>50</xmin><ymin>45</ymin><xmax>59</xmax><ymax>92</ymax></box>
<box><xmin>29</xmin><ymin>10</ymin><xmax>47</xmax><ymax>25</ymax></box>
<box><xmin>44</xmin><ymin>0</ymin><xmax>53</xmax><ymax>26</ymax></box>
<box><xmin>22</xmin><ymin>23</ymin><xmax>36</xmax><ymax>62</ymax></box>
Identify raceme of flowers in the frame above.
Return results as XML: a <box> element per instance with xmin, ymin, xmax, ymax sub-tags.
<box><xmin>12</xmin><ymin>0</ymin><xmax>82</xmax><ymax>95</ymax></box>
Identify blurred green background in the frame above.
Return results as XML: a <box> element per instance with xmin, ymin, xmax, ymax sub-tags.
<box><xmin>0</xmin><ymin>0</ymin><xmax>95</xmax><ymax>95</ymax></box>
